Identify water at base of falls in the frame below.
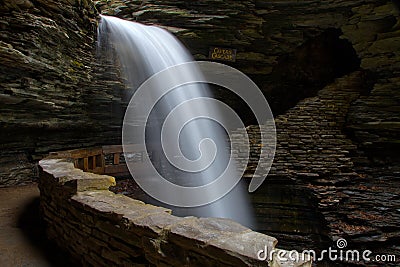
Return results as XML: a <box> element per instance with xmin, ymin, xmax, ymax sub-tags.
<box><xmin>98</xmin><ymin>15</ymin><xmax>255</xmax><ymax>228</ymax></box>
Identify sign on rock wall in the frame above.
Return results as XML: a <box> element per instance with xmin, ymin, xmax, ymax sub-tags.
<box><xmin>209</xmin><ymin>47</ymin><xmax>237</xmax><ymax>62</ymax></box>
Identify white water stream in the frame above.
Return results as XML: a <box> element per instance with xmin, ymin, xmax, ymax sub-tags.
<box><xmin>98</xmin><ymin>15</ymin><xmax>254</xmax><ymax>227</ymax></box>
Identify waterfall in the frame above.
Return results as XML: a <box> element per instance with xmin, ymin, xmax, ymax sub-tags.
<box><xmin>98</xmin><ymin>15</ymin><xmax>255</xmax><ymax>228</ymax></box>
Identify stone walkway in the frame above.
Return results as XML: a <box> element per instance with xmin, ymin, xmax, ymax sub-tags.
<box><xmin>0</xmin><ymin>183</ymin><xmax>77</xmax><ymax>267</ymax></box>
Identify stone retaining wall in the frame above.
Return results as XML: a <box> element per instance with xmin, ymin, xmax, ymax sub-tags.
<box><xmin>39</xmin><ymin>158</ymin><xmax>311</xmax><ymax>267</ymax></box>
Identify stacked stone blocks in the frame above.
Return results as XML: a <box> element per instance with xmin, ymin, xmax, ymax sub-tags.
<box><xmin>39</xmin><ymin>158</ymin><xmax>311</xmax><ymax>267</ymax></box>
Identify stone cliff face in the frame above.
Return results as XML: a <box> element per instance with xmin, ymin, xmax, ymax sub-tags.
<box><xmin>0</xmin><ymin>0</ymin><xmax>126</xmax><ymax>185</ymax></box>
<box><xmin>96</xmin><ymin>0</ymin><xmax>400</xmax><ymax>163</ymax></box>
<box><xmin>1</xmin><ymin>1</ymin><xmax>399</xmax><ymax>264</ymax></box>
<box><xmin>1</xmin><ymin>0</ymin><xmax>398</xmax><ymax>183</ymax></box>
<box><xmin>232</xmin><ymin>71</ymin><xmax>399</xmax><ymax>265</ymax></box>
<box><xmin>95</xmin><ymin>0</ymin><xmax>400</xmax><ymax>265</ymax></box>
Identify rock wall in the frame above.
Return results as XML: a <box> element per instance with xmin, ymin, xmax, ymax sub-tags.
<box><xmin>343</xmin><ymin>3</ymin><xmax>400</xmax><ymax>164</ymax></box>
<box><xmin>0</xmin><ymin>0</ymin><xmax>396</xmax><ymax>264</ymax></box>
<box><xmin>1</xmin><ymin>0</ymin><xmax>399</xmax><ymax>186</ymax></box>
<box><xmin>0</xmin><ymin>0</ymin><xmax>126</xmax><ymax>186</ymax></box>
<box><xmin>236</xmin><ymin>71</ymin><xmax>364</xmax><ymax>180</ymax></box>
<box><xmin>230</xmin><ymin>71</ymin><xmax>363</xmax><ymax>247</ymax></box>
<box><xmin>97</xmin><ymin>0</ymin><xmax>400</xmax><ymax>162</ymax></box>
<box><xmin>90</xmin><ymin>4</ymin><xmax>400</xmax><ymax>257</ymax></box>
<box><xmin>231</xmin><ymin>71</ymin><xmax>400</xmax><ymax>264</ymax></box>
<box><xmin>39</xmin><ymin>156</ymin><xmax>311</xmax><ymax>267</ymax></box>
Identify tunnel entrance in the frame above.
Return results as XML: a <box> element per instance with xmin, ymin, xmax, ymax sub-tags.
<box><xmin>268</xmin><ymin>28</ymin><xmax>361</xmax><ymax>115</ymax></box>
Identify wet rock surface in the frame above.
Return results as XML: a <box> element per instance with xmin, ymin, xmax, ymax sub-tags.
<box><xmin>96</xmin><ymin>0</ymin><xmax>400</xmax><ymax>162</ymax></box>
<box><xmin>110</xmin><ymin>70</ymin><xmax>400</xmax><ymax>265</ymax></box>
<box><xmin>1</xmin><ymin>0</ymin><xmax>398</xmax><ymax>184</ymax></box>
<box><xmin>231</xmin><ymin>71</ymin><xmax>400</xmax><ymax>265</ymax></box>
<box><xmin>0</xmin><ymin>0</ymin><xmax>399</xmax><ymax>265</ymax></box>
<box><xmin>0</xmin><ymin>0</ymin><xmax>126</xmax><ymax>185</ymax></box>
<box><xmin>98</xmin><ymin>1</ymin><xmax>399</xmax><ymax>265</ymax></box>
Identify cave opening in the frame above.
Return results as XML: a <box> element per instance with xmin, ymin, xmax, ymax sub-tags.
<box><xmin>213</xmin><ymin>28</ymin><xmax>361</xmax><ymax>126</ymax></box>
<box><xmin>268</xmin><ymin>28</ymin><xmax>361</xmax><ymax>116</ymax></box>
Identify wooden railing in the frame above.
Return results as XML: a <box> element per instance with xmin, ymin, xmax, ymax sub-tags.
<box><xmin>49</xmin><ymin>145</ymin><xmax>147</xmax><ymax>177</ymax></box>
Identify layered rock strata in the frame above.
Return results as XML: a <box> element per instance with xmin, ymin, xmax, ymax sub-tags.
<box><xmin>97</xmin><ymin>0</ymin><xmax>400</xmax><ymax>162</ymax></box>
<box><xmin>0</xmin><ymin>0</ymin><xmax>126</xmax><ymax>186</ymax></box>
<box><xmin>232</xmin><ymin>71</ymin><xmax>399</xmax><ymax>265</ymax></box>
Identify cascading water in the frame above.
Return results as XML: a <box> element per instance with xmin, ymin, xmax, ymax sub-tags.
<box><xmin>98</xmin><ymin>15</ymin><xmax>255</xmax><ymax>228</ymax></box>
